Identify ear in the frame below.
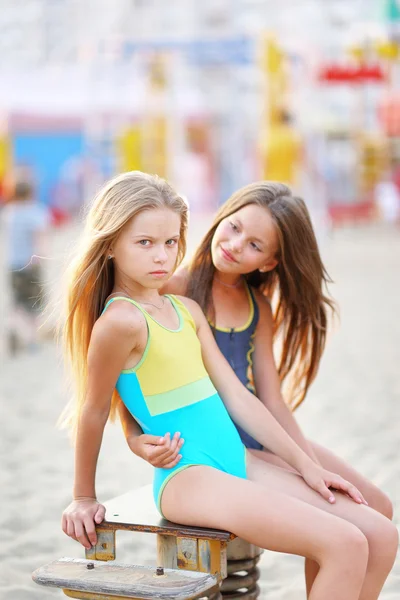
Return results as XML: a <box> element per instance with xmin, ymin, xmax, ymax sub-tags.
<box><xmin>259</xmin><ymin>258</ymin><xmax>278</xmax><ymax>273</ymax></box>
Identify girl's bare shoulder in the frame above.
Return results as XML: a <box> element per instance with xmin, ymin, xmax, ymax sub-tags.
<box><xmin>93</xmin><ymin>299</ymin><xmax>146</xmax><ymax>344</ymax></box>
<box><xmin>251</xmin><ymin>287</ymin><xmax>273</xmax><ymax>326</ymax></box>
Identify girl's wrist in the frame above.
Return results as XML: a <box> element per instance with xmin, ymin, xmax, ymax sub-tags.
<box><xmin>294</xmin><ymin>452</ymin><xmax>315</xmax><ymax>476</ymax></box>
<box><xmin>73</xmin><ymin>495</ymin><xmax>97</xmax><ymax>502</ymax></box>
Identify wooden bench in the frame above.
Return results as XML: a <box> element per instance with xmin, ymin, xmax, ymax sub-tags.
<box><xmin>32</xmin><ymin>558</ymin><xmax>220</xmax><ymax>600</ymax></box>
<box><xmin>32</xmin><ymin>485</ymin><xmax>262</xmax><ymax>599</ymax></box>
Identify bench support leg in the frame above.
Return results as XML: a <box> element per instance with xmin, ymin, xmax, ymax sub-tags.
<box><xmin>85</xmin><ymin>529</ymin><xmax>116</xmax><ymax>562</ymax></box>
<box><xmin>157</xmin><ymin>535</ymin><xmax>227</xmax><ymax>580</ymax></box>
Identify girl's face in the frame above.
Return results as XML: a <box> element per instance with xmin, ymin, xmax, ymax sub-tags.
<box><xmin>211</xmin><ymin>204</ymin><xmax>279</xmax><ymax>275</ymax></box>
<box><xmin>111</xmin><ymin>208</ymin><xmax>181</xmax><ymax>289</ymax></box>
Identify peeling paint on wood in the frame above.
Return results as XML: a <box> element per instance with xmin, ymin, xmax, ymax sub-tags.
<box><xmin>85</xmin><ymin>529</ymin><xmax>116</xmax><ymax>561</ymax></box>
<box><xmin>32</xmin><ymin>557</ymin><xmax>219</xmax><ymax>600</ymax></box>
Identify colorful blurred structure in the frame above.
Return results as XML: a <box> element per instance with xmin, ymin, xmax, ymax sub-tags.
<box><xmin>0</xmin><ymin>0</ymin><xmax>399</xmax><ymax>225</ymax></box>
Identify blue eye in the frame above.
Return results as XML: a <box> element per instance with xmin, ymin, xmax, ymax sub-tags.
<box><xmin>166</xmin><ymin>239</ymin><xmax>177</xmax><ymax>246</ymax></box>
<box><xmin>139</xmin><ymin>240</ymin><xmax>150</xmax><ymax>246</ymax></box>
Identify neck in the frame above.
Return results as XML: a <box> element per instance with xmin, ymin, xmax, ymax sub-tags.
<box><xmin>213</xmin><ymin>271</ymin><xmax>243</xmax><ymax>289</ymax></box>
<box><xmin>112</xmin><ymin>277</ymin><xmax>162</xmax><ymax>303</ymax></box>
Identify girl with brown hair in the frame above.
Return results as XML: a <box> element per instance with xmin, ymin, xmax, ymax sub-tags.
<box><xmin>120</xmin><ymin>181</ymin><xmax>394</xmax><ymax>596</ymax></box>
<box><xmin>62</xmin><ymin>171</ymin><xmax>398</xmax><ymax>600</ymax></box>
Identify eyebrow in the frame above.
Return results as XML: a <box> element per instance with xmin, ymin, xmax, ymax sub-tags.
<box><xmin>234</xmin><ymin>218</ymin><xmax>265</xmax><ymax>246</ymax></box>
<box><xmin>132</xmin><ymin>233</ymin><xmax>180</xmax><ymax>239</ymax></box>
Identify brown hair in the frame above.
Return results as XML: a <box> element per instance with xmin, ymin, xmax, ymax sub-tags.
<box><xmin>60</xmin><ymin>171</ymin><xmax>188</xmax><ymax>434</ymax></box>
<box><xmin>187</xmin><ymin>181</ymin><xmax>335</xmax><ymax>410</ymax></box>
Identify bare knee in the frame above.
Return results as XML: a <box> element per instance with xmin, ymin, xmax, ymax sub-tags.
<box><xmin>364</xmin><ymin>514</ymin><xmax>399</xmax><ymax>565</ymax></box>
<box><xmin>320</xmin><ymin>524</ymin><xmax>369</xmax><ymax>574</ymax></box>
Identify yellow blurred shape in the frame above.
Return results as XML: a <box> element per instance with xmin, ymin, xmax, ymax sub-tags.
<box><xmin>0</xmin><ymin>136</ymin><xmax>11</xmax><ymax>179</ymax></box>
<box><xmin>117</xmin><ymin>126</ymin><xmax>143</xmax><ymax>172</ymax></box>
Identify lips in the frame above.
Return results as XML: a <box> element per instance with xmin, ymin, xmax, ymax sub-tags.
<box><xmin>220</xmin><ymin>247</ymin><xmax>237</xmax><ymax>263</ymax></box>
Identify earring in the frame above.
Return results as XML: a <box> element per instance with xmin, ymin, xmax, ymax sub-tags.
<box><xmin>108</xmin><ymin>255</ymin><xmax>113</xmax><ymax>260</ymax></box>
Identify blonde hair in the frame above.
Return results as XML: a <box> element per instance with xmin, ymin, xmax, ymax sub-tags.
<box><xmin>60</xmin><ymin>171</ymin><xmax>188</xmax><ymax>435</ymax></box>
<box><xmin>187</xmin><ymin>181</ymin><xmax>335</xmax><ymax>410</ymax></box>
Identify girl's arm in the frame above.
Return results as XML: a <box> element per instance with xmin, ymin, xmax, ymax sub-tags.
<box><xmin>119</xmin><ymin>401</ymin><xmax>184</xmax><ymax>469</ymax></box>
<box><xmin>251</xmin><ymin>292</ymin><xmax>320</xmax><ymax>464</ymax></box>
<box><xmin>181</xmin><ymin>297</ymin><xmax>366</xmax><ymax>506</ymax></box>
<box><xmin>62</xmin><ymin>303</ymin><xmax>142</xmax><ymax>549</ymax></box>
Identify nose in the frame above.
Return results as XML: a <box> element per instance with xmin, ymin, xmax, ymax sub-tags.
<box><xmin>154</xmin><ymin>245</ymin><xmax>168</xmax><ymax>263</ymax></box>
<box><xmin>230</xmin><ymin>236</ymin><xmax>243</xmax><ymax>254</ymax></box>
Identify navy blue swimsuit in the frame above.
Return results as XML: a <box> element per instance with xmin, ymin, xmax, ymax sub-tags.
<box><xmin>209</xmin><ymin>283</ymin><xmax>263</xmax><ymax>451</ymax></box>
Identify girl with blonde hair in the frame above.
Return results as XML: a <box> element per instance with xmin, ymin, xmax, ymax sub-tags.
<box><xmin>62</xmin><ymin>172</ymin><xmax>397</xmax><ymax>600</ymax></box>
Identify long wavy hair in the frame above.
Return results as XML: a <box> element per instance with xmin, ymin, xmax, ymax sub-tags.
<box><xmin>187</xmin><ymin>182</ymin><xmax>335</xmax><ymax>410</ymax></box>
<box><xmin>60</xmin><ymin>171</ymin><xmax>188</xmax><ymax>435</ymax></box>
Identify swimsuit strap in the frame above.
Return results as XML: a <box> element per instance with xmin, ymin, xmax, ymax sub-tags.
<box><xmin>245</xmin><ymin>282</ymin><xmax>259</xmax><ymax>328</ymax></box>
<box><xmin>102</xmin><ymin>295</ymin><xmax>145</xmax><ymax>315</ymax></box>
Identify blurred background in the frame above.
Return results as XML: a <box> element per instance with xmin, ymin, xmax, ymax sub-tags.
<box><xmin>1</xmin><ymin>1</ymin><xmax>399</xmax><ymax>599</ymax></box>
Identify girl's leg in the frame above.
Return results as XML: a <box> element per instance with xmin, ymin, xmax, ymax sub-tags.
<box><xmin>246</xmin><ymin>453</ymin><xmax>398</xmax><ymax>600</ymax></box>
<box><xmin>251</xmin><ymin>442</ymin><xmax>393</xmax><ymax>518</ymax></box>
<box><xmin>310</xmin><ymin>441</ymin><xmax>393</xmax><ymax>518</ymax></box>
<box><xmin>251</xmin><ymin>442</ymin><xmax>395</xmax><ymax>597</ymax></box>
<box><xmin>162</xmin><ymin>466</ymin><xmax>368</xmax><ymax>600</ymax></box>
<box><xmin>306</xmin><ymin>441</ymin><xmax>394</xmax><ymax>598</ymax></box>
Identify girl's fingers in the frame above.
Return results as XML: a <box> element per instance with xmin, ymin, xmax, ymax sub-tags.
<box><xmin>152</xmin><ymin>435</ymin><xmax>183</xmax><ymax>458</ymax></box>
<box><xmin>316</xmin><ymin>480</ymin><xmax>336</xmax><ymax>504</ymax></box>
<box><xmin>151</xmin><ymin>444</ymin><xmax>174</xmax><ymax>461</ymax></box>
<box><xmin>160</xmin><ymin>454</ymin><xmax>182</xmax><ymax>468</ymax></box>
<box><xmin>160</xmin><ymin>455</ymin><xmax>182</xmax><ymax>469</ymax></box>
<box><xmin>84</xmin><ymin>516</ymin><xmax>98</xmax><ymax>548</ymax></box>
<box><xmin>74</xmin><ymin>521</ymin><xmax>92</xmax><ymax>549</ymax></box>
<box><xmin>169</xmin><ymin>432</ymin><xmax>181</xmax><ymax>453</ymax></box>
<box><xmin>61</xmin><ymin>513</ymin><xmax>68</xmax><ymax>535</ymax></box>
<box><xmin>66</xmin><ymin>518</ymin><xmax>77</xmax><ymax>540</ymax></box>
<box><xmin>331</xmin><ymin>479</ymin><xmax>368</xmax><ymax>505</ymax></box>
<box><xmin>94</xmin><ymin>504</ymin><xmax>106</xmax><ymax>524</ymax></box>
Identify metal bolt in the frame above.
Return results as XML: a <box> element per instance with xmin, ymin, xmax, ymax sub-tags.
<box><xmin>156</xmin><ymin>566</ymin><xmax>164</xmax><ymax>576</ymax></box>
<box><xmin>183</xmin><ymin>551</ymin><xmax>191</xmax><ymax>559</ymax></box>
<box><xmin>86</xmin><ymin>563</ymin><xmax>95</xmax><ymax>570</ymax></box>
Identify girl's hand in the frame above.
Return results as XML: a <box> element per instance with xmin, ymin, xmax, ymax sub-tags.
<box><xmin>301</xmin><ymin>464</ymin><xmax>369</xmax><ymax>506</ymax></box>
<box><xmin>128</xmin><ymin>431</ymin><xmax>184</xmax><ymax>469</ymax></box>
<box><xmin>62</xmin><ymin>498</ymin><xmax>106</xmax><ymax>549</ymax></box>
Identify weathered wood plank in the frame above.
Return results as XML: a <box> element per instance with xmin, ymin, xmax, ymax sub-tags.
<box><xmin>177</xmin><ymin>538</ymin><xmax>198</xmax><ymax>571</ymax></box>
<box><xmin>198</xmin><ymin>540</ymin><xmax>227</xmax><ymax>580</ymax></box>
<box><xmin>157</xmin><ymin>535</ymin><xmax>178</xmax><ymax>570</ymax></box>
<box><xmin>102</xmin><ymin>486</ymin><xmax>234</xmax><ymax>542</ymax></box>
<box><xmin>32</xmin><ymin>557</ymin><xmax>219</xmax><ymax>600</ymax></box>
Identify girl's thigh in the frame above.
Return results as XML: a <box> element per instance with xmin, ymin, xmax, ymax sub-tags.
<box><xmin>245</xmin><ymin>452</ymin><xmax>393</xmax><ymax>540</ymax></box>
<box><xmin>250</xmin><ymin>443</ymin><xmax>392</xmax><ymax>517</ymax></box>
<box><xmin>161</xmin><ymin>465</ymin><xmax>366</xmax><ymax>561</ymax></box>
<box><xmin>310</xmin><ymin>442</ymin><xmax>393</xmax><ymax>517</ymax></box>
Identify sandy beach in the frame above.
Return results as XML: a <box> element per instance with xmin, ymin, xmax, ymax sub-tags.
<box><xmin>1</xmin><ymin>221</ymin><xmax>399</xmax><ymax>599</ymax></box>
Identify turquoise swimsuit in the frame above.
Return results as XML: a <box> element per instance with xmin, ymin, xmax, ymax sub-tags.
<box><xmin>103</xmin><ymin>295</ymin><xmax>247</xmax><ymax>516</ymax></box>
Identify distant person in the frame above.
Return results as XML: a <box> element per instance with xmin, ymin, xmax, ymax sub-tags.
<box><xmin>1</xmin><ymin>179</ymin><xmax>50</xmax><ymax>352</ymax></box>
<box><xmin>264</xmin><ymin>110</ymin><xmax>302</xmax><ymax>186</ymax></box>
